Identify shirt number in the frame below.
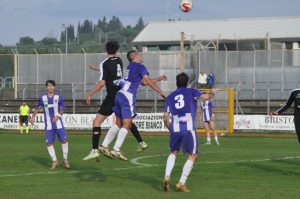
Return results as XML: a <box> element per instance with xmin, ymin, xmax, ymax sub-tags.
<box><xmin>174</xmin><ymin>94</ymin><xmax>185</xmax><ymax>109</ymax></box>
<box><xmin>117</xmin><ymin>64</ymin><xmax>122</xmax><ymax>77</ymax></box>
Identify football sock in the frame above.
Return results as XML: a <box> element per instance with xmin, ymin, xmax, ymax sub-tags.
<box><xmin>62</xmin><ymin>142</ymin><xmax>68</xmax><ymax>160</ymax></box>
<box><xmin>19</xmin><ymin>126</ymin><xmax>23</xmax><ymax>134</ymax></box>
<box><xmin>207</xmin><ymin>137</ymin><xmax>211</xmax><ymax>143</ymax></box>
<box><xmin>92</xmin><ymin>127</ymin><xmax>101</xmax><ymax>149</ymax></box>
<box><xmin>113</xmin><ymin>127</ymin><xmax>128</xmax><ymax>151</ymax></box>
<box><xmin>214</xmin><ymin>136</ymin><xmax>219</xmax><ymax>143</ymax></box>
<box><xmin>179</xmin><ymin>160</ymin><xmax>194</xmax><ymax>185</ymax></box>
<box><xmin>165</xmin><ymin>154</ymin><xmax>176</xmax><ymax>177</ymax></box>
<box><xmin>102</xmin><ymin>125</ymin><xmax>119</xmax><ymax>148</ymax></box>
<box><xmin>47</xmin><ymin>145</ymin><xmax>57</xmax><ymax>161</ymax></box>
<box><xmin>130</xmin><ymin>123</ymin><xmax>143</xmax><ymax>143</ymax></box>
<box><xmin>25</xmin><ymin>126</ymin><xmax>29</xmax><ymax>134</ymax></box>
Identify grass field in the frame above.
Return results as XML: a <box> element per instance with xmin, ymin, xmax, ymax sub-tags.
<box><xmin>0</xmin><ymin>132</ymin><xmax>300</xmax><ymax>199</ymax></box>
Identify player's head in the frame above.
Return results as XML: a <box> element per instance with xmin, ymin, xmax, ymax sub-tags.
<box><xmin>22</xmin><ymin>101</ymin><xmax>26</xmax><ymax>105</ymax></box>
<box><xmin>127</xmin><ymin>50</ymin><xmax>143</xmax><ymax>63</ymax></box>
<box><xmin>176</xmin><ymin>72</ymin><xmax>189</xmax><ymax>88</ymax></box>
<box><xmin>45</xmin><ymin>80</ymin><xmax>56</xmax><ymax>93</ymax></box>
<box><xmin>106</xmin><ymin>41</ymin><xmax>120</xmax><ymax>55</ymax></box>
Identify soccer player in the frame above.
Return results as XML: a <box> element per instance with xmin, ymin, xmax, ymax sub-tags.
<box><xmin>201</xmin><ymin>99</ymin><xmax>220</xmax><ymax>145</ymax></box>
<box><xmin>19</xmin><ymin>101</ymin><xmax>30</xmax><ymax>134</ymax></box>
<box><xmin>86</xmin><ymin>56</ymin><xmax>166</xmax><ymax>155</ymax></box>
<box><xmin>30</xmin><ymin>80</ymin><xmax>70</xmax><ymax>170</ymax></box>
<box><xmin>98</xmin><ymin>50</ymin><xmax>166</xmax><ymax>161</ymax></box>
<box><xmin>162</xmin><ymin>72</ymin><xmax>217</xmax><ymax>192</ymax></box>
<box><xmin>270</xmin><ymin>88</ymin><xmax>300</xmax><ymax>143</ymax></box>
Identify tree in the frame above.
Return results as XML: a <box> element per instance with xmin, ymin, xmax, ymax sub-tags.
<box><xmin>134</xmin><ymin>17</ymin><xmax>145</xmax><ymax>31</ymax></box>
<box><xmin>41</xmin><ymin>37</ymin><xmax>58</xmax><ymax>45</ymax></box>
<box><xmin>18</xmin><ymin>36</ymin><xmax>34</xmax><ymax>45</ymax></box>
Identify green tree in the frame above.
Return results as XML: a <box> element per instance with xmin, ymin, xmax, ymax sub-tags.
<box><xmin>134</xmin><ymin>17</ymin><xmax>145</xmax><ymax>31</ymax></box>
<box><xmin>18</xmin><ymin>36</ymin><xmax>34</xmax><ymax>45</ymax></box>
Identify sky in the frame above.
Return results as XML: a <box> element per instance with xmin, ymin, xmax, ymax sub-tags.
<box><xmin>0</xmin><ymin>0</ymin><xmax>299</xmax><ymax>45</ymax></box>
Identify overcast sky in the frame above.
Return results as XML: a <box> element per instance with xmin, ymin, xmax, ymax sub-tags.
<box><xmin>1</xmin><ymin>0</ymin><xmax>299</xmax><ymax>45</ymax></box>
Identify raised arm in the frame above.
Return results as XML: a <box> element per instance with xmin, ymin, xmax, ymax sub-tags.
<box><xmin>86</xmin><ymin>80</ymin><xmax>105</xmax><ymax>105</ymax></box>
<box><xmin>143</xmin><ymin>75</ymin><xmax>166</xmax><ymax>99</ymax></box>
<box><xmin>141</xmin><ymin>74</ymin><xmax>167</xmax><ymax>86</ymax></box>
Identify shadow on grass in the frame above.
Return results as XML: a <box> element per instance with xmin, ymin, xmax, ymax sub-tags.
<box><xmin>236</xmin><ymin>162</ymin><xmax>300</xmax><ymax>176</ymax></box>
<box><xmin>24</xmin><ymin>155</ymin><xmax>49</xmax><ymax>169</ymax></box>
<box><xmin>126</xmin><ymin>172</ymin><xmax>163</xmax><ymax>191</ymax></box>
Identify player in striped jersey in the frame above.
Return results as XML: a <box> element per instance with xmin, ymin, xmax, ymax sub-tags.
<box><xmin>99</xmin><ymin>50</ymin><xmax>166</xmax><ymax>161</ymax></box>
<box><xmin>270</xmin><ymin>88</ymin><xmax>300</xmax><ymax>143</ymax></box>
<box><xmin>201</xmin><ymin>100</ymin><xmax>220</xmax><ymax>145</ymax></box>
<box><xmin>162</xmin><ymin>72</ymin><xmax>217</xmax><ymax>192</ymax></box>
<box><xmin>31</xmin><ymin>80</ymin><xmax>70</xmax><ymax>170</ymax></box>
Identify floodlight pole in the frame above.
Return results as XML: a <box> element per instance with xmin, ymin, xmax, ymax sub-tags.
<box><xmin>180</xmin><ymin>32</ymin><xmax>185</xmax><ymax>72</ymax></box>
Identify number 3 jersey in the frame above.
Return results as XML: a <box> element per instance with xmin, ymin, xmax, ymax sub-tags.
<box><xmin>164</xmin><ymin>88</ymin><xmax>203</xmax><ymax>133</ymax></box>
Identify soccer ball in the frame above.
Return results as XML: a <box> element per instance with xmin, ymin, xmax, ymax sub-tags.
<box><xmin>180</xmin><ymin>0</ymin><xmax>192</xmax><ymax>12</ymax></box>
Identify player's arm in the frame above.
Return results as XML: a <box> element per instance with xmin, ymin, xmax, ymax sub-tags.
<box><xmin>87</xmin><ymin>64</ymin><xmax>100</xmax><ymax>71</ymax></box>
<box><xmin>86</xmin><ymin>80</ymin><xmax>105</xmax><ymax>105</ymax></box>
<box><xmin>31</xmin><ymin>98</ymin><xmax>43</xmax><ymax>124</ymax></box>
<box><xmin>143</xmin><ymin>75</ymin><xmax>166</xmax><ymax>99</ymax></box>
<box><xmin>163</xmin><ymin>112</ymin><xmax>170</xmax><ymax>130</ymax></box>
<box><xmin>199</xmin><ymin>88</ymin><xmax>219</xmax><ymax>100</ymax></box>
<box><xmin>52</xmin><ymin>97</ymin><xmax>65</xmax><ymax>123</ymax></box>
<box><xmin>141</xmin><ymin>74</ymin><xmax>167</xmax><ymax>86</ymax></box>
<box><xmin>270</xmin><ymin>91</ymin><xmax>294</xmax><ymax>115</ymax></box>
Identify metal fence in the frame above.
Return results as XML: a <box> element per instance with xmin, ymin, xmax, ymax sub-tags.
<box><xmin>8</xmin><ymin>48</ymin><xmax>300</xmax><ymax>101</ymax></box>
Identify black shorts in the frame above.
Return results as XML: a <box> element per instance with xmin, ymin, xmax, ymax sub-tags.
<box><xmin>98</xmin><ymin>95</ymin><xmax>115</xmax><ymax>116</ymax></box>
<box><xmin>20</xmin><ymin>115</ymin><xmax>28</xmax><ymax>124</ymax></box>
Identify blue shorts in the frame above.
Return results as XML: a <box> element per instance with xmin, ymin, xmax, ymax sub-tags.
<box><xmin>45</xmin><ymin>128</ymin><xmax>67</xmax><ymax>144</ymax></box>
<box><xmin>169</xmin><ymin>130</ymin><xmax>199</xmax><ymax>154</ymax></box>
<box><xmin>113</xmin><ymin>91</ymin><xmax>136</xmax><ymax>119</ymax></box>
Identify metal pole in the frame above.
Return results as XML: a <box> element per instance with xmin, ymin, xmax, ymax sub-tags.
<box><xmin>281</xmin><ymin>45</ymin><xmax>285</xmax><ymax>99</ymax></box>
<box><xmin>224</xmin><ymin>44</ymin><xmax>228</xmax><ymax>86</ymax></box>
<box><xmin>180</xmin><ymin>32</ymin><xmax>185</xmax><ymax>72</ymax></box>
<box><xmin>252</xmin><ymin>44</ymin><xmax>256</xmax><ymax>99</ymax></box>
<box><xmin>267</xmin><ymin>83</ymin><xmax>270</xmax><ymax>114</ymax></box>
<box><xmin>34</xmin><ymin>48</ymin><xmax>39</xmax><ymax>98</ymax></box>
<box><xmin>82</xmin><ymin>48</ymin><xmax>87</xmax><ymax>96</ymax></box>
<box><xmin>65</xmin><ymin>27</ymin><xmax>68</xmax><ymax>54</ymax></box>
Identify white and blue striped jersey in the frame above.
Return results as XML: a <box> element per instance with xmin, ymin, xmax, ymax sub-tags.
<box><xmin>35</xmin><ymin>94</ymin><xmax>65</xmax><ymax>130</ymax></box>
<box><xmin>164</xmin><ymin>88</ymin><xmax>203</xmax><ymax>133</ymax></box>
<box><xmin>201</xmin><ymin>100</ymin><xmax>214</xmax><ymax>122</ymax></box>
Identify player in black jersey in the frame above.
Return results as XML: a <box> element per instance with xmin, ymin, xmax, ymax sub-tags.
<box><xmin>83</xmin><ymin>41</ymin><xmax>166</xmax><ymax>161</ymax></box>
<box><xmin>270</xmin><ymin>88</ymin><xmax>300</xmax><ymax>143</ymax></box>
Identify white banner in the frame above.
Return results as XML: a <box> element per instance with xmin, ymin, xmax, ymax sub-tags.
<box><xmin>0</xmin><ymin>113</ymin><xmax>169</xmax><ymax>132</ymax></box>
<box><xmin>234</xmin><ymin>115</ymin><xmax>295</xmax><ymax>131</ymax></box>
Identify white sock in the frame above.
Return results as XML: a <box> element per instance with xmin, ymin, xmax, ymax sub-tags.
<box><xmin>102</xmin><ymin>125</ymin><xmax>120</xmax><ymax>148</ymax></box>
<box><xmin>207</xmin><ymin>138</ymin><xmax>211</xmax><ymax>143</ymax></box>
<box><xmin>214</xmin><ymin>136</ymin><xmax>219</xmax><ymax>144</ymax></box>
<box><xmin>113</xmin><ymin>128</ymin><xmax>128</xmax><ymax>151</ymax></box>
<box><xmin>47</xmin><ymin>145</ymin><xmax>57</xmax><ymax>161</ymax></box>
<box><xmin>179</xmin><ymin>159</ymin><xmax>194</xmax><ymax>185</ymax></box>
<box><xmin>165</xmin><ymin>154</ymin><xmax>176</xmax><ymax>177</ymax></box>
<box><xmin>62</xmin><ymin>142</ymin><xmax>68</xmax><ymax>160</ymax></box>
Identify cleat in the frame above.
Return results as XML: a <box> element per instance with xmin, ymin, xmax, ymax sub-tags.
<box><xmin>216</xmin><ymin>142</ymin><xmax>220</xmax><ymax>145</ymax></box>
<box><xmin>137</xmin><ymin>141</ymin><xmax>148</xmax><ymax>153</ymax></box>
<box><xmin>63</xmin><ymin>159</ymin><xmax>71</xmax><ymax>169</ymax></box>
<box><xmin>83</xmin><ymin>150</ymin><xmax>100</xmax><ymax>161</ymax></box>
<box><xmin>204</xmin><ymin>142</ymin><xmax>211</xmax><ymax>145</ymax></box>
<box><xmin>111</xmin><ymin>150</ymin><xmax>128</xmax><ymax>161</ymax></box>
<box><xmin>50</xmin><ymin>161</ymin><xmax>59</xmax><ymax>170</ymax></box>
<box><xmin>176</xmin><ymin>183</ymin><xmax>190</xmax><ymax>192</ymax></box>
<box><xmin>162</xmin><ymin>176</ymin><xmax>170</xmax><ymax>192</ymax></box>
<box><xmin>98</xmin><ymin>146</ymin><xmax>112</xmax><ymax>159</ymax></box>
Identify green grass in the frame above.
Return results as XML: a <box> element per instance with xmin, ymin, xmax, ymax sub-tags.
<box><xmin>0</xmin><ymin>132</ymin><xmax>300</xmax><ymax>199</ymax></box>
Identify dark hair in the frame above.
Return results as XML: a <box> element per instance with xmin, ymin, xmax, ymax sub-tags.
<box><xmin>46</xmin><ymin>80</ymin><xmax>56</xmax><ymax>86</ymax></box>
<box><xmin>176</xmin><ymin>72</ymin><xmax>189</xmax><ymax>88</ymax></box>
<box><xmin>127</xmin><ymin>50</ymin><xmax>137</xmax><ymax>62</ymax></box>
<box><xmin>106</xmin><ymin>41</ymin><xmax>120</xmax><ymax>54</ymax></box>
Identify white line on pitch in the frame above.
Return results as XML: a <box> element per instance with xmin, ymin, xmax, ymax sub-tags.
<box><xmin>1</xmin><ymin>155</ymin><xmax>299</xmax><ymax>178</ymax></box>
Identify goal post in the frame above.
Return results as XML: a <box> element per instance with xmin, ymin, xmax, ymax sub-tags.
<box><xmin>196</xmin><ymin>88</ymin><xmax>234</xmax><ymax>134</ymax></box>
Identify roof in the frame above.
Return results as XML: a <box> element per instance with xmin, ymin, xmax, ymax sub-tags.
<box><xmin>133</xmin><ymin>16</ymin><xmax>300</xmax><ymax>44</ymax></box>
